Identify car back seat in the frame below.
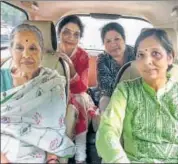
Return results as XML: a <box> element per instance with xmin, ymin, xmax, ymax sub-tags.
<box><xmin>88</xmin><ymin>55</ymin><xmax>98</xmax><ymax>87</ymax></box>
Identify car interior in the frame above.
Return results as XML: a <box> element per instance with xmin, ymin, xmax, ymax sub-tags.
<box><xmin>1</xmin><ymin>1</ymin><xmax>178</xmax><ymax>163</ymax></box>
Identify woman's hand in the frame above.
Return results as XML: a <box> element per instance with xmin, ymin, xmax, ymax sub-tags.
<box><xmin>11</xmin><ymin>67</ymin><xmax>29</xmax><ymax>87</ymax></box>
<box><xmin>56</xmin><ymin>52</ymin><xmax>76</xmax><ymax>78</ymax></box>
<box><xmin>46</xmin><ymin>153</ymin><xmax>59</xmax><ymax>163</ymax></box>
<box><xmin>1</xmin><ymin>153</ymin><xmax>10</xmax><ymax>163</ymax></box>
<box><xmin>11</xmin><ymin>66</ymin><xmax>40</xmax><ymax>87</ymax></box>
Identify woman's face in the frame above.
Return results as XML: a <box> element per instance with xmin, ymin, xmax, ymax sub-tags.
<box><xmin>59</xmin><ymin>22</ymin><xmax>80</xmax><ymax>54</ymax></box>
<box><xmin>11</xmin><ymin>31</ymin><xmax>42</xmax><ymax>73</ymax></box>
<box><xmin>104</xmin><ymin>30</ymin><xmax>126</xmax><ymax>59</ymax></box>
<box><xmin>136</xmin><ymin>36</ymin><xmax>173</xmax><ymax>83</ymax></box>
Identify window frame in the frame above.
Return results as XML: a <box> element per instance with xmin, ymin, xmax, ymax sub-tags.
<box><xmin>2</xmin><ymin>1</ymin><xmax>29</xmax><ymax>20</ymax></box>
<box><xmin>1</xmin><ymin>1</ymin><xmax>28</xmax><ymax>50</ymax></box>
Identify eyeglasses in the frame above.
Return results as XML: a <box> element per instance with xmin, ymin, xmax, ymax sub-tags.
<box><xmin>61</xmin><ymin>28</ymin><xmax>81</xmax><ymax>40</ymax></box>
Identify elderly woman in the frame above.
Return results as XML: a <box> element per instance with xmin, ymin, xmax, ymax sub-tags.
<box><xmin>57</xmin><ymin>15</ymin><xmax>98</xmax><ymax>163</ymax></box>
<box><xmin>1</xmin><ymin>24</ymin><xmax>75</xmax><ymax>163</ymax></box>
<box><xmin>96</xmin><ymin>28</ymin><xmax>178</xmax><ymax>163</ymax></box>
<box><xmin>97</xmin><ymin>22</ymin><xmax>135</xmax><ymax>112</ymax></box>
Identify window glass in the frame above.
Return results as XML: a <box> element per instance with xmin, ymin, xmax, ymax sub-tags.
<box><xmin>78</xmin><ymin>16</ymin><xmax>153</xmax><ymax>50</ymax></box>
<box><xmin>1</xmin><ymin>2</ymin><xmax>27</xmax><ymax>53</ymax></box>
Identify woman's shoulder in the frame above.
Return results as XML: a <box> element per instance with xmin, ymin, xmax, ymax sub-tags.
<box><xmin>98</xmin><ymin>51</ymin><xmax>109</xmax><ymax>57</ymax></box>
<box><xmin>77</xmin><ymin>46</ymin><xmax>88</xmax><ymax>57</ymax></box>
<box><xmin>75</xmin><ymin>47</ymin><xmax>89</xmax><ymax>63</ymax></box>
<box><xmin>125</xmin><ymin>45</ymin><xmax>136</xmax><ymax>61</ymax></box>
<box><xmin>116</xmin><ymin>77</ymin><xmax>142</xmax><ymax>90</ymax></box>
<box><xmin>1</xmin><ymin>68</ymin><xmax>11</xmax><ymax>76</ymax></box>
<box><xmin>169</xmin><ymin>77</ymin><xmax>178</xmax><ymax>89</ymax></box>
<box><xmin>1</xmin><ymin>68</ymin><xmax>12</xmax><ymax>81</ymax></box>
<box><xmin>97</xmin><ymin>51</ymin><xmax>110</xmax><ymax>62</ymax></box>
<box><xmin>1</xmin><ymin>68</ymin><xmax>13</xmax><ymax>92</ymax></box>
<box><xmin>112</xmin><ymin>78</ymin><xmax>142</xmax><ymax>100</ymax></box>
<box><xmin>125</xmin><ymin>45</ymin><xmax>134</xmax><ymax>53</ymax></box>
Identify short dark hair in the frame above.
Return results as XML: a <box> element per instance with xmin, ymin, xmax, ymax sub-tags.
<box><xmin>134</xmin><ymin>28</ymin><xmax>175</xmax><ymax>58</ymax></box>
<box><xmin>101</xmin><ymin>22</ymin><xmax>126</xmax><ymax>43</ymax></box>
<box><xmin>57</xmin><ymin>15</ymin><xmax>84</xmax><ymax>38</ymax></box>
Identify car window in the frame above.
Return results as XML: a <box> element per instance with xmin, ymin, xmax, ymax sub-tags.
<box><xmin>1</xmin><ymin>1</ymin><xmax>27</xmax><ymax>54</ymax></box>
<box><xmin>78</xmin><ymin>15</ymin><xmax>153</xmax><ymax>50</ymax></box>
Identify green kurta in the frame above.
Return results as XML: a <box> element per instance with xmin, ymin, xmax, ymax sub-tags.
<box><xmin>96</xmin><ymin>77</ymin><xmax>178</xmax><ymax>163</ymax></box>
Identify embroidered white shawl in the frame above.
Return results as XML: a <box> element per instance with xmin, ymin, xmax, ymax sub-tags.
<box><xmin>1</xmin><ymin>67</ymin><xmax>75</xmax><ymax>163</ymax></box>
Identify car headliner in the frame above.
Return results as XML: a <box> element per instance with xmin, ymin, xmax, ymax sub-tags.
<box><xmin>6</xmin><ymin>1</ymin><xmax>178</xmax><ymax>28</ymax></box>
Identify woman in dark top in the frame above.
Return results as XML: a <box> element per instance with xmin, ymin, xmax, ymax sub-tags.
<box><xmin>97</xmin><ymin>22</ymin><xmax>135</xmax><ymax>111</ymax></box>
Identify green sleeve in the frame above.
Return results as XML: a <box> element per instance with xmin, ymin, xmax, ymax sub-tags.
<box><xmin>96</xmin><ymin>82</ymin><xmax>130</xmax><ymax>163</ymax></box>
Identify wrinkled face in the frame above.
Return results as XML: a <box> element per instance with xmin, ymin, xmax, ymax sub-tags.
<box><xmin>136</xmin><ymin>36</ymin><xmax>173</xmax><ymax>83</ymax></box>
<box><xmin>59</xmin><ymin>22</ymin><xmax>80</xmax><ymax>54</ymax></box>
<box><xmin>104</xmin><ymin>30</ymin><xmax>126</xmax><ymax>59</ymax></box>
<box><xmin>11</xmin><ymin>31</ymin><xmax>42</xmax><ymax>73</ymax></box>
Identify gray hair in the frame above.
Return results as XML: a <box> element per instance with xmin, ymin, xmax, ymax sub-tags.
<box><xmin>10</xmin><ymin>24</ymin><xmax>44</xmax><ymax>52</ymax></box>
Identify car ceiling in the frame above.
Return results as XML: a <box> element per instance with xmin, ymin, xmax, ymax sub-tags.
<box><xmin>7</xmin><ymin>1</ymin><xmax>178</xmax><ymax>27</ymax></box>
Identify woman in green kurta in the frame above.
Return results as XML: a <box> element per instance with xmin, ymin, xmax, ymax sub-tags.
<box><xmin>96</xmin><ymin>28</ymin><xmax>178</xmax><ymax>163</ymax></box>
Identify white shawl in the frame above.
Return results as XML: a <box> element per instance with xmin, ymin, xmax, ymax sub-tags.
<box><xmin>1</xmin><ymin>67</ymin><xmax>75</xmax><ymax>163</ymax></box>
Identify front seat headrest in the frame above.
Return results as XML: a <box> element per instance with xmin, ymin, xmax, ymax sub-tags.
<box><xmin>23</xmin><ymin>20</ymin><xmax>57</xmax><ymax>52</ymax></box>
